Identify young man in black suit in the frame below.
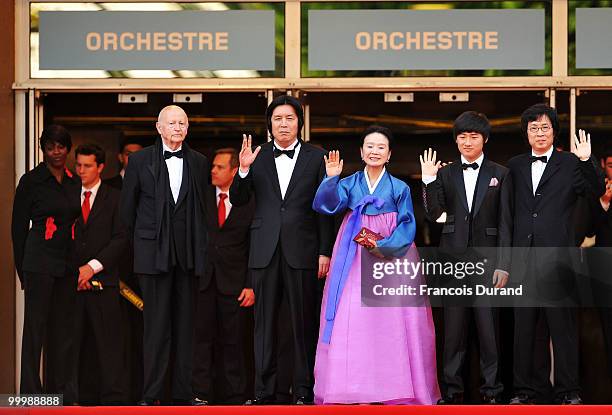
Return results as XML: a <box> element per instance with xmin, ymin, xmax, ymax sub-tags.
<box><xmin>504</xmin><ymin>103</ymin><xmax>604</xmax><ymax>404</ymax></box>
<box><xmin>421</xmin><ymin>111</ymin><xmax>511</xmax><ymax>404</ymax></box>
<box><xmin>230</xmin><ymin>95</ymin><xmax>334</xmax><ymax>405</ymax></box>
<box><xmin>72</xmin><ymin>144</ymin><xmax>128</xmax><ymax>404</ymax></box>
<box><xmin>193</xmin><ymin>148</ymin><xmax>255</xmax><ymax>404</ymax></box>
<box><xmin>120</xmin><ymin>105</ymin><xmax>209</xmax><ymax>406</ymax></box>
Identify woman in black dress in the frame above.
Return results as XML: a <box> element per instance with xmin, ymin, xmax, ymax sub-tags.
<box><xmin>12</xmin><ymin>125</ymin><xmax>81</xmax><ymax>401</ymax></box>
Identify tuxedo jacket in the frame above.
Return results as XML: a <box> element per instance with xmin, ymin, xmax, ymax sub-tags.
<box><xmin>229</xmin><ymin>141</ymin><xmax>334</xmax><ymax>269</ymax></box>
<box><xmin>200</xmin><ymin>186</ymin><xmax>255</xmax><ymax>295</ymax></box>
<box><xmin>424</xmin><ymin>158</ymin><xmax>512</xmax><ymax>271</ymax></box>
<box><xmin>103</xmin><ymin>174</ymin><xmax>123</xmax><ymax>190</ymax></box>
<box><xmin>503</xmin><ymin>151</ymin><xmax>604</xmax><ymax>248</ymax></box>
<box><xmin>73</xmin><ymin>183</ymin><xmax>128</xmax><ymax>287</ymax></box>
<box><xmin>120</xmin><ymin>140</ymin><xmax>209</xmax><ymax>276</ymax></box>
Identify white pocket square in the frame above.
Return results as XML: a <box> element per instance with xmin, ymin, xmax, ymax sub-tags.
<box><xmin>489</xmin><ymin>177</ymin><xmax>499</xmax><ymax>187</ymax></box>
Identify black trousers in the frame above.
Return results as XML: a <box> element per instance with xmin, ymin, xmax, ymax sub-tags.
<box><xmin>138</xmin><ymin>267</ymin><xmax>195</xmax><ymax>401</ymax></box>
<box><xmin>513</xmin><ymin>306</ymin><xmax>579</xmax><ymax>399</ymax></box>
<box><xmin>251</xmin><ymin>244</ymin><xmax>318</xmax><ymax>402</ymax></box>
<box><xmin>21</xmin><ymin>272</ymin><xmax>77</xmax><ymax>403</ymax></box>
<box><xmin>442</xmin><ymin>306</ymin><xmax>503</xmax><ymax>398</ymax></box>
<box><xmin>120</xmin><ymin>276</ymin><xmax>144</xmax><ymax>404</ymax></box>
<box><xmin>193</xmin><ymin>274</ymin><xmax>250</xmax><ymax>404</ymax></box>
<box><xmin>72</xmin><ymin>286</ymin><xmax>125</xmax><ymax>404</ymax></box>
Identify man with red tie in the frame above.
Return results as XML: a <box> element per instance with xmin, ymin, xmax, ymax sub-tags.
<box><xmin>193</xmin><ymin>148</ymin><xmax>255</xmax><ymax>404</ymax></box>
<box><xmin>72</xmin><ymin>144</ymin><xmax>128</xmax><ymax>404</ymax></box>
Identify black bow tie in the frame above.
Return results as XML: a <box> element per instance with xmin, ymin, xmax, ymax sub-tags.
<box><xmin>462</xmin><ymin>162</ymin><xmax>479</xmax><ymax>170</ymax></box>
<box><xmin>164</xmin><ymin>149</ymin><xmax>184</xmax><ymax>160</ymax></box>
<box><xmin>530</xmin><ymin>155</ymin><xmax>548</xmax><ymax>163</ymax></box>
<box><xmin>273</xmin><ymin>146</ymin><xmax>295</xmax><ymax>159</ymax></box>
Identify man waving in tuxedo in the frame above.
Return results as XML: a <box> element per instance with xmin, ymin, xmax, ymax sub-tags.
<box><xmin>504</xmin><ymin>103</ymin><xmax>604</xmax><ymax>405</ymax></box>
<box><xmin>230</xmin><ymin>95</ymin><xmax>334</xmax><ymax>405</ymax></box>
<box><xmin>421</xmin><ymin>111</ymin><xmax>511</xmax><ymax>404</ymax></box>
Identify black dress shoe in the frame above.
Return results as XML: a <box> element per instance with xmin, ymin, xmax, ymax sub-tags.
<box><xmin>437</xmin><ymin>393</ymin><xmax>463</xmax><ymax>405</ymax></box>
<box><xmin>481</xmin><ymin>394</ymin><xmax>501</xmax><ymax>404</ymax></box>
<box><xmin>295</xmin><ymin>396</ymin><xmax>314</xmax><ymax>405</ymax></box>
<box><xmin>244</xmin><ymin>396</ymin><xmax>274</xmax><ymax>405</ymax></box>
<box><xmin>191</xmin><ymin>398</ymin><xmax>209</xmax><ymax>406</ymax></box>
<box><xmin>509</xmin><ymin>394</ymin><xmax>535</xmax><ymax>405</ymax></box>
<box><xmin>556</xmin><ymin>394</ymin><xmax>583</xmax><ymax>405</ymax></box>
<box><xmin>137</xmin><ymin>399</ymin><xmax>160</xmax><ymax>406</ymax></box>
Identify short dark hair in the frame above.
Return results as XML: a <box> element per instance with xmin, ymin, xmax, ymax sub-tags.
<box><xmin>453</xmin><ymin>111</ymin><xmax>491</xmax><ymax>141</ymax></box>
<box><xmin>360</xmin><ymin>125</ymin><xmax>394</xmax><ymax>150</ymax></box>
<box><xmin>40</xmin><ymin>124</ymin><xmax>72</xmax><ymax>152</ymax></box>
<box><xmin>119</xmin><ymin>136</ymin><xmax>144</xmax><ymax>153</ymax></box>
<box><xmin>214</xmin><ymin>147</ymin><xmax>239</xmax><ymax>169</ymax></box>
<box><xmin>265</xmin><ymin>95</ymin><xmax>304</xmax><ymax>140</ymax></box>
<box><xmin>602</xmin><ymin>148</ymin><xmax>612</xmax><ymax>162</ymax></box>
<box><xmin>75</xmin><ymin>143</ymin><xmax>106</xmax><ymax>165</ymax></box>
<box><xmin>521</xmin><ymin>103</ymin><xmax>559</xmax><ymax>139</ymax></box>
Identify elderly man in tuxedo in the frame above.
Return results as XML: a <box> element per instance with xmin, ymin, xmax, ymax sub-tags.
<box><xmin>230</xmin><ymin>95</ymin><xmax>334</xmax><ymax>405</ymax></box>
<box><xmin>121</xmin><ymin>105</ymin><xmax>209</xmax><ymax>406</ymax></box>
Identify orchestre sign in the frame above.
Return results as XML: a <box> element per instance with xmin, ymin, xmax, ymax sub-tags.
<box><xmin>308</xmin><ymin>9</ymin><xmax>545</xmax><ymax>71</ymax></box>
<box><xmin>575</xmin><ymin>8</ymin><xmax>612</xmax><ymax>69</ymax></box>
<box><xmin>38</xmin><ymin>11</ymin><xmax>275</xmax><ymax>70</ymax></box>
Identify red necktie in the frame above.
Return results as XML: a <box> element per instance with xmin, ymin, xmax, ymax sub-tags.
<box><xmin>82</xmin><ymin>191</ymin><xmax>92</xmax><ymax>224</ymax></box>
<box><xmin>218</xmin><ymin>193</ymin><xmax>227</xmax><ymax>227</ymax></box>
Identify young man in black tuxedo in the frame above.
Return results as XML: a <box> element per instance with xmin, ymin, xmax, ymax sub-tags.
<box><xmin>72</xmin><ymin>144</ymin><xmax>128</xmax><ymax>404</ymax></box>
<box><xmin>120</xmin><ymin>105</ymin><xmax>209</xmax><ymax>406</ymax></box>
<box><xmin>504</xmin><ymin>103</ymin><xmax>604</xmax><ymax>405</ymax></box>
<box><xmin>230</xmin><ymin>95</ymin><xmax>334</xmax><ymax>405</ymax></box>
<box><xmin>421</xmin><ymin>111</ymin><xmax>511</xmax><ymax>404</ymax></box>
<box><xmin>193</xmin><ymin>148</ymin><xmax>255</xmax><ymax>404</ymax></box>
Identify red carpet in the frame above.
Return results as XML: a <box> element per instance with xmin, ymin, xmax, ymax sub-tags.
<box><xmin>3</xmin><ymin>406</ymin><xmax>612</xmax><ymax>415</ymax></box>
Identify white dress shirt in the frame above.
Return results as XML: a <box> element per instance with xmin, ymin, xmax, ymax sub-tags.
<box><xmin>163</xmin><ymin>142</ymin><xmax>184</xmax><ymax>203</ymax></box>
<box><xmin>239</xmin><ymin>139</ymin><xmax>301</xmax><ymax>200</ymax></box>
<box><xmin>216</xmin><ymin>186</ymin><xmax>232</xmax><ymax>220</ymax></box>
<box><xmin>364</xmin><ymin>167</ymin><xmax>386</xmax><ymax>194</ymax></box>
<box><xmin>81</xmin><ymin>179</ymin><xmax>103</xmax><ymax>274</ymax></box>
<box><xmin>531</xmin><ymin>146</ymin><xmax>554</xmax><ymax>195</ymax></box>
<box><xmin>461</xmin><ymin>153</ymin><xmax>484</xmax><ymax>213</ymax></box>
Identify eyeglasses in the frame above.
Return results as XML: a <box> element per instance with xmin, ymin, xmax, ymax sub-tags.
<box><xmin>528</xmin><ymin>125</ymin><xmax>551</xmax><ymax>134</ymax></box>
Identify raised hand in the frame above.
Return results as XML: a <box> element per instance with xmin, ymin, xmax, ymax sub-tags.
<box><xmin>419</xmin><ymin>148</ymin><xmax>442</xmax><ymax>177</ymax></box>
<box><xmin>239</xmin><ymin>134</ymin><xmax>261</xmax><ymax>171</ymax></box>
<box><xmin>324</xmin><ymin>150</ymin><xmax>343</xmax><ymax>177</ymax></box>
<box><xmin>572</xmin><ymin>129</ymin><xmax>592</xmax><ymax>161</ymax></box>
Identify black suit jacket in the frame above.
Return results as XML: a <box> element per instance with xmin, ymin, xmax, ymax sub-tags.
<box><xmin>120</xmin><ymin>140</ymin><xmax>209</xmax><ymax>276</ymax></box>
<box><xmin>230</xmin><ymin>141</ymin><xmax>334</xmax><ymax>269</ymax></box>
<box><xmin>424</xmin><ymin>158</ymin><xmax>512</xmax><ymax>271</ymax></box>
<box><xmin>502</xmin><ymin>151</ymin><xmax>604</xmax><ymax>293</ymax></box>
<box><xmin>103</xmin><ymin>174</ymin><xmax>123</xmax><ymax>190</ymax></box>
<box><xmin>74</xmin><ymin>184</ymin><xmax>128</xmax><ymax>286</ymax></box>
<box><xmin>200</xmin><ymin>186</ymin><xmax>255</xmax><ymax>295</ymax></box>
<box><xmin>504</xmin><ymin>151</ymin><xmax>604</xmax><ymax>248</ymax></box>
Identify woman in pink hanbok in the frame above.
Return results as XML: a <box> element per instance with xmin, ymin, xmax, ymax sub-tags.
<box><xmin>312</xmin><ymin>125</ymin><xmax>440</xmax><ymax>405</ymax></box>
